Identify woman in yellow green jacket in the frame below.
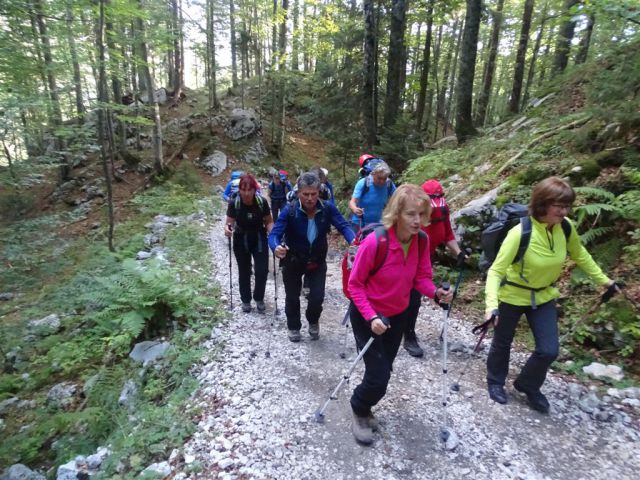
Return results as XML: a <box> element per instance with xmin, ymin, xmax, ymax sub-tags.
<box><xmin>485</xmin><ymin>177</ymin><xmax>616</xmax><ymax>413</ymax></box>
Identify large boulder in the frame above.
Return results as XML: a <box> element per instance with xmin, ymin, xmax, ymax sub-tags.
<box><xmin>46</xmin><ymin>382</ymin><xmax>80</xmax><ymax>410</ymax></box>
<box><xmin>28</xmin><ymin>314</ymin><xmax>61</xmax><ymax>337</ymax></box>
<box><xmin>0</xmin><ymin>464</ymin><xmax>46</xmax><ymax>480</ymax></box>
<box><xmin>225</xmin><ymin>108</ymin><xmax>260</xmax><ymax>141</ymax></box>
<box><xmin>197</xmin><ymin>151</ymin><xmax>227</xmax><ymax>176</ymax></box>
<box><xmin>450</xmin><ymin>187</ymin><xmax>500</xmax><ymax>246</ymax></box>
<box><xmin>129</xmin><ymin>341</ymin><xmax>171</xmax><ymax>365</ymax></box>
<box><xmin>242</xmin><ymin>140</ymin><xmax>268</xmax><ymax>164</ymax></box>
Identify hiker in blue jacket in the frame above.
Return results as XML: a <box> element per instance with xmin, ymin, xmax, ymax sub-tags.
<box><xmin>269</xmin><ymin>172</ymin><xmax>355</xmax><ymax>342</ymax></box>
<box><xmin>222</xmin><ymin>171</ymin><xmax>244</xmax><ymax>202</ymax></box>
<box><xmin>268</xmin><ymin>170</ymin><xmax>293</xmax><ymax>220</ymax></box>
<box><xmin>348</xmin><ymin>160</ymin><xmax>396</xmax><ymax>232</ymax></box>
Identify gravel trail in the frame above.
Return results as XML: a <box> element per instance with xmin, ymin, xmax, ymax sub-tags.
<box><xmin>177</xmin><ymin>213</ymin><xmax>640</xmax><ymax>480</ymax></box>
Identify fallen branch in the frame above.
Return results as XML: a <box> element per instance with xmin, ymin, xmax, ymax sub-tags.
<box><xmin>497</xmin><ymin>115</ymin><xmax>592</xmax><ymax>175</ymax></box>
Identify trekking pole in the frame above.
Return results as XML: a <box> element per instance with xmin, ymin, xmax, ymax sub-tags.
<box><xmin>266</xmin><ymin>244</ymin><xmax>286</xmax><ymax>358</ymax></box>
<box><xmin>438</xmin><ymin>281</ymin><xmax>456</xmax><ymax>448</ymax></box>
<box><xmin>439</xmin><ymin>248</ymin><xmax>472</xmax><ymax>341</ymax></box>
<box><xmin>450</xmin><ymin>311</ymin><xmax>497</xmax><ymax>392</ymax></box>
<box><xmin>228</xmin><ymin>235</ymin><xmax>233</xmax><ymax>311</ymax></box>
<box><xmin>339</xmin><ymin>307</ymin><xmax>351</xmax><ymax>359</ymax></box>
<box><xmin>314</xmin><ymin>316</ymin><xmax>390</xmax><ymax>424</ymax></box>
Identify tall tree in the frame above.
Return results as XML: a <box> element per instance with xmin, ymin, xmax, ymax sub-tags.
<box><xmin>230</xmin><ymin>0</ymin><xmax>239</xmax><ymax>87</ymax></box>
<box><xmin>291</xmin><ymin>0</ymin><xmax>299</xmax><ymax>71</ymax></box>
<box><xmin>522</xmin><ymin>3</ymin><xmax>550</xmax><ymax>109</ymax></box>
<box><xmin>553</xmin><ymin>0</ymin><xmax>580</xmax><ymax>75</ymax></box>
<box><xmin>434</xmin><ymin>16</ymin><xmax>460</xmax><ymax>141</ymax></box>
<box><xmin>575</xmin><ymin>14</ymin><xmax>595</xmax><ymax>64</ymax></box>
<box><xmin>475</xmin><ymin>0</ymin><xmax>504</xmax><ymax>127</ymax></box>
<box><xmin>171</xmin><ymin>0</ymin><xmax>184</xmax><ymax>98</ymax></box>
<box><xmin>65</xmin><ymin>1</ymin><xmax>85</xmax><ymax>121</ymax></box>
<box><xmin>509</xmin><ymin>0</ymin><xmax>535</xmax><ymax>114</ymax></box>
<box><xmin>383</xmin><ymin>0</ymin><xmax>408</xmax><ymax>128</ymax></box>
<box><xmin>454</xmin><ymin>0</ymin><xmax>481</xmax><ymax>142</ymax></box>
<box><xmin>206</xmin><ymin>0</ymin><xmax>220</xmax><ymax>112</ymax></box>
<box><xmin>363</xmin><ymin>0</ymin><xmax>377</xmax><ymax>149</ymax></box>
<box><xmin>136</xmin><ymin>0</ymin><xmax>163</xmax><ymax>174</ymax></box>
<box><xmin>96</xmin><ymin>0</ymin><xmax>115</xmax><ymax>251</ymax></box>
<box><xmin>275</xmin><ymin>0</ymin><xmax>288</xmax><ymax>157</ymax></box>
<box><xmin>415</xmin><ymin>0</ymin><xmax>434</xmax><ymax>130</ymax></box>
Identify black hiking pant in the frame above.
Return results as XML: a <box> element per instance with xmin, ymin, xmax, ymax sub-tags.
<box><xmin>350</xmin><ymin>302</ymin><xmax>407</xmax><ymax>417</ymax></box>
<box><xmin>271</xmin><ymin>198</ymin><xmax>286</xmax><ymax>222</ymax></box>
<box><xmin>281</xmin><ymin>257</ymin><xmax>327</xmax><ymax>331</ymax></box>
<box><xmin>233</xmin><ymin>232</ymin><xmax>269</xmax><ymax>305</ymax></box>
<box><xmin>486</xmin><ymin>300</ymin><xmax>559</xmax><ymax>392</ymax></box>
<box><xmin>403</xmin><ymin>288</ymin><xmax>422</xmax><ymax>339</ymax></box>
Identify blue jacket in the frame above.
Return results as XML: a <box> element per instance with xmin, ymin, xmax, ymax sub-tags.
<box><xmin>269</xmin><ymin>199</ymin><xmax>355</xmax><ymax>262</ymax></box>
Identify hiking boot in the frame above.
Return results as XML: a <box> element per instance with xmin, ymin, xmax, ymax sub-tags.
<box><xmin>488</xmin><ymin>384</ymin><xmax>508</xmax><ymax>404</ymax></box>
<box><xmin>367</xmin><ymin>412</ymin><xmax>380</xmax><ymax>432</ymax></box>
<box><xmin>288</xmin><ymin>329</ymin><xmax>301</xmax><ymax>343</ymax></box>
<box><xmin>514</xmin><ymin>380</ymin><xmax>550</xmax><ymax>414</ymax></box>
<box><xmin>256</xmin><ymin>301</ymin><xmax>266</xmax><ymax>313</ymax></box>
<box><xmin>352</xmin><ymin>411</ymin><xmax>374</xmax><ymax>445</ymax></box>
<box><xmin>403</xmin><ymin>333</ymin><xmax>424</xmax><ymax>358</ymax></box>
<box><xmin>241</xmin><ymin>303</ymin><xmax>252</xmax><ymax>313</ymax></box>
<box><xmin>309</xmin><ymin>323</ymin><xmax>320</xmax><ymax>340</ymax></box>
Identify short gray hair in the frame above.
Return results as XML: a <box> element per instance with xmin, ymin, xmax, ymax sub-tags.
<box><xmin>371</xmin><ymin>160</ymin><xmax>391</xmax><ymax>177</ymax></box>
<box><xmin>297</xmin><ymin>171</ymin><xmax>321</xmax><ymax>190</ymax></box>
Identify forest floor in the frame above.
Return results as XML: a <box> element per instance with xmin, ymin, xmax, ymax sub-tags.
<box><xmin>173</xmin><ymin>207</ymin><xmax>640</xmax><ymax>480</ymax></box>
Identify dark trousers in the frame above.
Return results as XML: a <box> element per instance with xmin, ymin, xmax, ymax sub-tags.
<box><xmin>233</xmin><ymin>233</ymin><xmax>269</xmax><ymax>304</ymax></box>
<box><xmin>281</xmin><ymin>259</ymin><xmax>327</xmax><ymax>331</ymax></box>
<box><xmin>486</xmin><ymin>300</ymin><xmax>559</xmax><ymax>392</ymax></box>
<box><xmin>350</xmin><ymin>302</ymin><xmax>407</xmax><ymax>417</ymax></box>
<box><xmin>403</xmin><ymin>289</ymin><xmax>422</xmax><ymax>338</ymax></box>
<box><xmin>271</xmin><ymin>198</ymin><xmax>286</xmax><ymax>221</ymax></box>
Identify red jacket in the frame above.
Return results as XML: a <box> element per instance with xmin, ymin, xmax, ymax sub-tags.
<box><xmin>348</xmin><ymin>226</ymin><xmax>437</xmax><ymax>320</ymax></box>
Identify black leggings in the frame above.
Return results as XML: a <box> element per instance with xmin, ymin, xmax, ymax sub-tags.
<box><xmin>349</xmin><ymin>303</ymin><xmax>407</xmax><ymax>416</ymax></box>
<box><xmin>233</xmin><ymin>233</ymin><xmax>268</xmax><ymax>304</ymax></box>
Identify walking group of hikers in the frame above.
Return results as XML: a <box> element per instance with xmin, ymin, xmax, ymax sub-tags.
<box><xmin>222</xmin><ymin>158</ymin><xmax>619</xmax><ymax>446</ymax></box>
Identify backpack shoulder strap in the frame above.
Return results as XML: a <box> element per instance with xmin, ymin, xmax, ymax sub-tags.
<box><xmin>417</xmin><ymin>230</ymin><xmax>428</xmax><ymax>258</ymax></box>
<box><xmin>561</xmin><ymin>218</ymin><xmax>571</xmax><ymax>241</ymax></box>
<box><xmin>370</xmin><ymin>226</ymin><xmax>389</xmax><ymax>275</ymax></box>
<box><xmin>288</xmin><ymin>199</ymin><xmax>298</xmax><ymax>220</ymax></box>
<box><xmin>362</xmin><ymin>176</ymin><xmax>372</xmax><ymax>196</ymax></box>
<box><xmin>513</xmin><ymin>216</ymin><xmax>532</xmax><ymax>265</ymax></box>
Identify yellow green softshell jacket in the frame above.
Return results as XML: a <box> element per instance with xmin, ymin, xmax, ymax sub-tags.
<box><xmin>485</xmin><ymin>216</ymin><xmax>611</xmax><ymax>314</ymax></box>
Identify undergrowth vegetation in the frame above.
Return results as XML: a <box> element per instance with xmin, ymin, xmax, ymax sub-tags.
<box><xmin>0</xmin><ymin>163</ymin><xmax>221</xmax><ymax>475</ymax></box>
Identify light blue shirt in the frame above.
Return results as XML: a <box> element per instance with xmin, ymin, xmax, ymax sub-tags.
<box><xmin>350</xmin><ymin>176</ymin><xmax>396</xmax><ymax>225</ymax></box>
<box><xmin>298</xmin><ymin>203</ymin><xmax>318</xmax><ymax>245</ymax></box>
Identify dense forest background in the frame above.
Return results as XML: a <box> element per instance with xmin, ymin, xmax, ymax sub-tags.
<box><xmin>1</xmin><ymin>0</ymin><xmax>639</xmax><ymax>477</ymax></box>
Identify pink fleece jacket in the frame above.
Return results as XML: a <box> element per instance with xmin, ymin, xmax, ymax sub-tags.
<box><xmin>348</xmin><ymin>226</ymin><xmax>437</xmax><ymax>320</ymax></box>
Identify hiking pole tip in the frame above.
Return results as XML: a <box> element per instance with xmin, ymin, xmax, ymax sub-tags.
<box><xmin>450</xmin><ymin>383</ymin><xmax>460</xmax><ymax>392</ymax></box>
<box><xmin>313</xmin><ymin>410</ymin><xmax>325</xmax><ymax>424</ymax></box>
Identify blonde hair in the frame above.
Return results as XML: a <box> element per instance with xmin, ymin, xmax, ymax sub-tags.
<box><xmin>381</xmin><ymin>184</ymin><xmax>431</xmax><ymax>229</ymax></box>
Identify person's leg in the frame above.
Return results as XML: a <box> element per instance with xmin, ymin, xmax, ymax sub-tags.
<box><xmin>252</xmin><ymin>237</ymin><xmax>269</xmax><ymax>303</ymax></box>
<box><xmin>305</xmin><ymin>262</ymin><xmax>327</xmax><ymax>325</ymax></box>
<box><xmin>282</xmin><ymin>261</ymin><xmax>304</xmax><ymax>332</ymax></box>
<box><xmin>233</xmin><ymin>238</ymin><xmax>252</xmax><ymax>305</ymax></box>
<box><xmin>517</xmin><ymin>300</ymin><xmax>559</xmax><ymax>392</ymax></box>
<box><xmin>349</xmin><ymin>306</ymin><xmax>392</xmax><ymax>417</ymax></box>
<box><xmin>403</xmin><ymin>289</ymin><xmax>424</xmax><ymax>357</ymax></box>
<box><xmin>384</xmin><ymin>310</ymin><xmax>408</xmax><ymax>367</ymax></box>
<box><xmin>486</xmin><ymin>303</ymin><xmax>524</xmax><ymax>386</ymax></box>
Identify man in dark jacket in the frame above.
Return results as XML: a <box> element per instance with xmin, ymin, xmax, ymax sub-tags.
<box><xmin>269</xmin><ymin>172</ymin><xmax>355</xmax><ymax>342</ymax></box>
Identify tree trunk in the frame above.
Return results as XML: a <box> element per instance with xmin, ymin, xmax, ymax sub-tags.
<box><xmin>33</xmin><ymin>0</ymin><xmax>68</xmax><ymax>182</ymax></box>
<box><xmin>522</xmin><ymin>3</ymin><xmax>550</xmax><ymax>110</ymax></box>
<box><xmin>553</xmin><ymin>0</ymin><xmax>580</xmax><ymax>75</ymax></box>
<box><xmin>383</xmin><ymin>0</ymin><xmax>408</xmax><ymax>128</ymax></box>
<box><xmin>206</xmin><ymin>0</ymin><xmax>220</xmax><ymax>113</ymax></box>
<box><xmin>373</xmin><ymin>0</ymin><xmax>382</xmax><ymax>130</ymax></box>
<box><xmin>105</xmin><ymin>1</ymin><xmax>128</xmax><ymax>160</ymax></box>
<box><xmin>509</xmin><ymin>0</ymin><xmax>535</xmax><ymax>114</ymax></box>
<box><xmin>454</xmin><ymin>0</ymin><xmax>481</xmax><ymax>143</ymax></box>
<box><xmin>171</xmin><ymin>0</ymin><xmax>184</xmax><ymax>99</ymax></box>
<box><xmin>415</xmin><ymin>1</ymin><xmax>434</xmax><ymax>130</ymax></box>
<box><xmin>435</xmin><ymin>17</ymin><xmax>460</xmax><ymax>142</ymax></box>
<box><xmin>444</xmin><ymin>20</ymin><xmax>464</xmax><ymax>135</ymax></box>
<box><xmin>97</xmin><ymin>0</ymin><xmax>115</xmax><ymax>252</ymax></box>
<box><xmin>575</xmin><ymin>14</ymin><xmax>595</xmax><ymax>65</ymax></box>
<box><xmin>363</xmin><ymin>0</ymin><xmax>377</xmax><ymax>149</ymax></box>
<box><xmin>275</xmin><ymin>0</ymin><xmax>288</xmax><ymax>158</ymax></box>
<box><xmin>65</xmin><ymin>2</ymin><xmax>85</xmax><ymax>122</ymax></box>
<box><xmin>137</xmin><ymin>0</ymin><xmax>164</xmax><ymax>174</ymax></box>
<box><xmin>271</xmin><ymin>0</ymin><xmax>278</xmax><ymax>68</ymax></box>
<box><xmin>230</xmin><ymin>0</ymin><xmax>239</xmax><ymax>87</ymax></box>
<box><xmin>291</xmin><ymin>0</ymin><xmax>299</xmax><ymax>71</ymax></box>
<box><xmin>475</xmin><ymin>0</ymin><xmax>504</xmax><ymax>127</ymax></box>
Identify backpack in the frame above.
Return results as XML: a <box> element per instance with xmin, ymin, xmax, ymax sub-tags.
<box><xmin>232</xmin><ymin>191</ymin><xmax>265</xmax><ymax>211</ymax></box>
<box><xmin>286</xmin><ymin>183</ymin><xmax>332</xmax><ymax>203</ymax></box>
<box><xmin>341</xmin><ymin>224</ymin><xmax>428</xmax><ymax>299</ymax></box>
<box><xmin>361</xmin><ymin>175</ymin><xmax>394</xmax><ymax>198</ymax></box>
<box><xmin>479</xmin><ymin>203</ymin><xmax>571</xmax><ymax>273</ymax></box>
<box><xmin>358</xmin><ymin>157</ymin><xmax>385</xmax><ymax>179</ymax></box>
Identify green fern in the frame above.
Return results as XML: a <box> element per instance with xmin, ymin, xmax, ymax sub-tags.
<box><xmin>579</xmin><ymin>226</ymin><xmax>615</xmax><ymax>245</ymax></box>
<box><xmin>574</xmin><ymin>186</ymin><xmax>616</xmax><ymax>201</ymax></box>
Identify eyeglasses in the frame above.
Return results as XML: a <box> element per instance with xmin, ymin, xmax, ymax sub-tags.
<box><xmin>551</xmin><ymin>204</ymin><xmax>572</xmax><ymax>211</ymax></box>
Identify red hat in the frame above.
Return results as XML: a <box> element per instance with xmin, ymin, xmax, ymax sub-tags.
<box><xmin>279</xmin><ymin>170</ymin><xmax>289</xmax><ymax>176</ymax></box>
<box><xmin>421</xmin><ymin>179</ymin><xmax>444</xmax><ymax>196</ymax></box>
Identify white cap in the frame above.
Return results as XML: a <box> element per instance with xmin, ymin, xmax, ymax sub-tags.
<box><xmin>320</xmin><ymin>168</ymin><xmax>328</xmax><ymax>176</ymax></box>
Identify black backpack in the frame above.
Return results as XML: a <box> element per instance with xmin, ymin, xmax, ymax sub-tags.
<box><xmin>479</xmin><ymin>203</ymin><xmax>571</xmax><ymax>273</ymax></box>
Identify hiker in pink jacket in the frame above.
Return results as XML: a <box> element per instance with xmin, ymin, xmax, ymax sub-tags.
<box><xmin>347</xmin><ymin>184</ymin><xmax>453</xmax><ymax>445</ymax></box>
